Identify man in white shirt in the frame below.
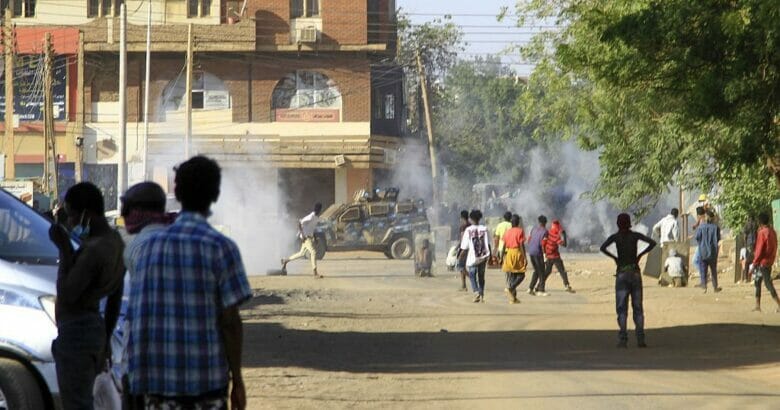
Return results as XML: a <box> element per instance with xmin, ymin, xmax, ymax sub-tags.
<box><xmin>653</xmin><ymin>208</ymin><xmax>679</xmax><ymax>245</ymax></box>
<box><xmin>282</xmin><ymin>203</ymin><xmax>323</xmax><ymax>278</ymax></box>
<box><xmin>460</xmin><ymin>209</ymin><xmax>491</xmax><ymax>303</ymax></box>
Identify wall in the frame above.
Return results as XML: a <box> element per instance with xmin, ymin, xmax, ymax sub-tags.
<box><xmin>15</xmin><ymin>0</ymin><xmax>221</xmax><ymax>26</ymax></box>
<box><xmin>322</xmin><ymin>0</ymin><xmax>367</xmax><ymax>45</ymax></box>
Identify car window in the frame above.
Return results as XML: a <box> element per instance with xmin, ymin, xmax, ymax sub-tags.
<box><xmin>340</xmin><ymin>207</ymin><xmax>361</xmax><ymax>223</ymax></box>
<box><xmin>368</xmin><ymin>204</ymin><xmax>389</xmax><ymax>217</ymax></box>
<box><xmin>396</xmin><ymin>202</ymin><xmax>414</xmax><ymax>214</ymax></box>
<box><xmin>0</xmin><ymin>190</ymin><xmax>59</xmax><ymax>265</ymax></box>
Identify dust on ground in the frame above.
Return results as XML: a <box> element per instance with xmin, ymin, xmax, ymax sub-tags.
<box><xmin>240</xmin><ymin>252</ymin><xmax>780</xmax><ymax>409</ymax></box>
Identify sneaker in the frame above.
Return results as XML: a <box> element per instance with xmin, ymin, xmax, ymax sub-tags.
<box><xmin>637</xmin><ymin>340</ymin><xmax>647</xmax><ymax>348</ymax></box>
<box><xmin>527</xmin><ymin>289</ymin><xmax>536</xmax><ymax>296</ymax></box>
<box><xmin>565</xmin><ymin>286</ymin><xmax>576</xmax><ymax>294</ymax></box>
<box><xmin>504</xmin><ymin>288</ymin><xmax>514</xmax><ymax>303</ymax></box>
<box><xmin>537</xmin><ymin>291</ymin><xmax>549</xmax><ymax>297</ymax></box>
<box><xmin>616</xmin><ymin>340</ymin><xmax>628</xmax><ymax>348</ymax></box>
<box><xmin>473</xmin><ymin>294</ymin><xmax>482</xmax><ymax>303</ymax></box>
<box><xmin>713</xmin><ymin>287</ymin><xmax>722</xmax><ymax>293</ymax></box>
<box><xmin>510</xmin><ymin>297</ymin><xmax>520</xmax><ymax>304</ymax></box>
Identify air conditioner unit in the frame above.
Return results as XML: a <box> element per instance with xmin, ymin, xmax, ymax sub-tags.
<box><xmin>334</xmin><ymin>154</ymin><xmax>347</xmax><ymax>167</ymax></box>
<box><xmin>383</xmin><ymin>149</ymin><xmax>397</xmax><ymax>165</ymax></box>
<box><xmin>298</xmin><ymin>27</ymin><xmax>318</xmax><ymax>43</ymax></box>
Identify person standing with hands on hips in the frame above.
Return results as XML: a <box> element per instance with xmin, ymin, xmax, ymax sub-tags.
<box><xmin>600</xmin><ymin>213</ymin><xmax>656</xmax><ymax>348</ymax></box>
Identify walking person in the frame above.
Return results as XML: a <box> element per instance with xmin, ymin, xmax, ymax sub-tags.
<box><xmin>493</xmin><ymin>211</ymin><xmax>512</xmax><ymax>263</ymax></box>
<box><xmin>750</xmin><ymin>213</ymin><xmax>780</xmax><ymax>312</ymax></box>
<box><xmin>741</xmin><ymin>217</ymin><xmax>758</xmax><ymax>283</ymax></box>
<box><xmin>652</xmin><ymin>208</ymin><xmax>679</xmax><ymax>245</ymax></box>
<box><xmin>460</xmin><ymin>209</ymin><xmax>491</xmax><ymax>303</ymax></box>
<box><xmin>540</xmin><ymin>219</ymin><xmax>576</xmax><ymax>293</ymax></box>
<box><xmin>456</xmin><ymin>210</ymin><xmax>470</xmax><ymax>291</ymax></box>
<box><xmin>600</xmin><ymin>213</ymin><xmax>657</xmax><ymax>348</ymax></box>
<box><xmin>502</xmin><ymin>214</ymin><xmax>527</xmax><ymax>304</ymax></box>
<box><xmin>119</xmin><ymin>182</ymin><xmax>175</xmax><ymax>405</ymax></box>
<box><xmin>282</xmin><ymin>203</ymin><xmax>324</xmax><ymax>278</ymax></box>
<box><xmin>695</xmin><ymin>211</ymin><xmax>722</xmax><ymax>293</ymax></box>
<box><xmin>48</xmin><ymin>182</ymin><xmax>125</xmax><ymax>409</ymax></box>
<box><xmin>126</xmin><ymin>156</ymin><xmax>252</xmax><ymax>409</ymax></box>
<box><xmin>527</xmin><ymin>215</ymin><xmax>548</xmax><ymax>296</ymax></box>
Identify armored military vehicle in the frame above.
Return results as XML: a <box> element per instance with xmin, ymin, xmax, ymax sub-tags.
<box><xmin>314</xmin><ymin>188</ymin><xmax>430</xmax><ymax>260</ymax></box>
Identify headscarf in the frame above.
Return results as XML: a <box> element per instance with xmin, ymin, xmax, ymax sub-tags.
<box><xmin>124</xmin><ymin>209</ymin><xmax>177</xmax><ymax>234</ymax></box>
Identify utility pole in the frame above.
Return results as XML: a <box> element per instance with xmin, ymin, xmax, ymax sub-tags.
<box><xmin>75</xmin><ymin>31</ymin><xmax>84</xmax><ymax>182</ymax></box>
<box><xmin>117</xmin><ymin>3</ymin><xmax>127</xmax><ymax>210</ymax></box>
<box><xmin>43</xmin><ymin>32</ymin><xmax>58</xmax><ymax>202</ymax></box>
<box><xmin>184</xmin><ymin>23</ymin><xmax>193</xmax><ymax>159</ymax></box>
<box><xmin>3</xmin><ymin>9</ymin><xmax>14</xmax><ymax>179</ymax></box>
<box><xmin>142</xmin><ymin>0</ymin><xmax>152</xmax><ymax>179</ymax></box>
<box><xmin>416</xmin><ymin>50</ymin><xmax>439</xmax><ymax>223</ymax></box>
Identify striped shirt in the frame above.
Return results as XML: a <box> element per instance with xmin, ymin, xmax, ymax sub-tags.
<box><xmin>127</xmin><ymin>212</ymin><xmax>252</xmax><ymax>396</ymax></box>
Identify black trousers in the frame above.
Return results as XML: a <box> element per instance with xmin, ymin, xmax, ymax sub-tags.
<box><xmin>528</xmin><ymin>254</ymin><xmax>546</xmax><ymax>291</ymax></box>
<box><xmin>540</xmin><ymin>257</ymin><xmax>570</xmax><ymax>290</ymax></box>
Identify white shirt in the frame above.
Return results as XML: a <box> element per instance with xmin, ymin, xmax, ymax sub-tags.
<box><xmin>653</xmin><ymin>214</ymin><xmax>679</xmax><ymax>244</ymax></box>
<box><xmin>299</xmin><ymin>212</ymin><xmax>320</xmax><ymax>238</ymax></box>
<box><xmin>664</xmin><ymin>256</ymin><xmax>684</xmax><ymax>278</ymax></box>
<box><xmin>460</xmin><ymin>224</ymin><xmax>491</xmax><ymax>267</ymax></box>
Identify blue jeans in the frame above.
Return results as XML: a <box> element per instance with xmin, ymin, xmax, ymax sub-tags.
<box><xmin>698</xmin><ymin>258</ymin><xmax>719</xmax><ymax>288</ymax></box>
<box><xmin>468</xmin><ymin>262</ymin><xmax>487</xmax><ymax>296</ymax></box>
<box><xmin>615</xmin><ymin>270</ymin><xmax>644</xmax><ymax>342</ymax></box>
<box><xmin>52</xmin><ymin>313</ymin><xmax>106</xmax><ymax>410</ymax></box>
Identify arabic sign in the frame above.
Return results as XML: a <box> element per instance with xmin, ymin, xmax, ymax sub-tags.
<box><xmin>0</xmin><ymin>180</ymin><xmax>34</xmax><ymax>206</ymax></box>
<box><xmin>274</xmin><ymin>108</ymin><xmax>340</xmax><ymax>122</ymax></box>
<box><xmin>0</xmin><ymin>55</ymin><xmax>67</xmax><ymax>122</ymax></box>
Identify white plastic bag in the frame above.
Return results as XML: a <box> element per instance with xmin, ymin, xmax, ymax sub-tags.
<box><xmin>445</xmin><ymin>245</ymin><xmax>459</xmax><ymax>269</ymax></box>
<box><xmin>93</xmin><ymin>368</ymin><xmax>122</xmax><ymax>410</ymax></box>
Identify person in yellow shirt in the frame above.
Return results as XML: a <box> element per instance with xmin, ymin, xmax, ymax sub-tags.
<box><xmin>493</xmin><ymin>212</ymin><xmax>512</xmax><ymax>264</ymax></box>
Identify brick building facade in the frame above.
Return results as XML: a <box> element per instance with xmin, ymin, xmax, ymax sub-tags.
<box><xmin>1</xmin><ymin>1</ymin><xmax>403</xmax><ymax>215</ymax></box>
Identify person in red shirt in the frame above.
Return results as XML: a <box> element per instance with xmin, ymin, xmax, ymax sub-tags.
<box><xmin>539</xmin><ymin>219</ymin><xmax>576</xmax><ymax>294</ymax></box>
<box><xmin>502</xmin><ymin>214</ymin><xmax>527</xmax><ymax>304</ymax></box>
<box><xmin>750</xmin><ymin>212</ymin><xmax>779</xmax><ymax>312</ymax></box>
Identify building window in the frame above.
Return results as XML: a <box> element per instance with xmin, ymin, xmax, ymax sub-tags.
<box><xmin>188</xmin><ymin>0</ymin><xmax>212</xmax><ymax>17</ymax></box>
<box><xmin>87</xmin><ymin>0</ymin><xmax>122</xmax><ymax>17</ymax></box>
<box><xmin>0</xmin><ymin>0</ymin><xmax>34</xmax><ymax>17</ymax></box>
<box><xmin>162</xmin><ymin>71</ymin><xmax>230</xmax><ymax>112</ymax></box>
<box><xmin>273</xmin><ymin>71</ymin><xmax>340</xmax><ymax>110</ymax></box>
<box><xmin>384</xmin><ymin>94</ymin><xmax>395</xmax><ymax>119</ymax></box>
<box><xmin>291</xmin><ymin>0</ymin><xmax>319</xmax><ymax>18</ymax></box>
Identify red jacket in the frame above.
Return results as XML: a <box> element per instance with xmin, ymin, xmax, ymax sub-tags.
<box><xmin>543</xmin><ymin>220</ymin><xmax>565</xmax><ymax>259</ymax></box>
<box><xmin>752</xmin><ymin>225</ymin><xmax>777</xmax><ymax>268</ymax></box>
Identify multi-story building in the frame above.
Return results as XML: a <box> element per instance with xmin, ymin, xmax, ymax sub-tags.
<box><xmin>0</xmin><ymin>0</ymin><xmax>404</xmax><ymax>216</ymax></box>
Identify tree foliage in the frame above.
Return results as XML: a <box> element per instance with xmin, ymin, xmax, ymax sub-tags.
<box><xmin>515</xmin><ymin>0</ymin><xmax>780</xmax><ymax>227</ymax></box>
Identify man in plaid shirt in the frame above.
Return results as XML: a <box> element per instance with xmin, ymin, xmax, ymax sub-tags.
<box><xmin>126</xmin><ymin>156</ymin><xmax>252</xmax><ymax>409</ymax></box>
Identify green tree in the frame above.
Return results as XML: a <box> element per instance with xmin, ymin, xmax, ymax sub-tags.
<box><xmin>514</xmin><ymin>0</ymin><xmax>780</xmax><ymax>227</ymax></box>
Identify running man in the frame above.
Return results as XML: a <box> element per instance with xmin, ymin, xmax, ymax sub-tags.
<box><xmin>282</xmin><ymin>203</ymin><xmax>324</xmax><ymax>278</ymax></box>
<box><xmin>600</xmin><ymin>213</ymin><xmax>657</xmax><ymax>348</ymax></box>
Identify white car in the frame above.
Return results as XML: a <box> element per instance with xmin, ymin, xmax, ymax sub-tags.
<box><xmin>0</xmin><ymin>189</ymin><xmax>61</xmax><ymax>409</ymax></box>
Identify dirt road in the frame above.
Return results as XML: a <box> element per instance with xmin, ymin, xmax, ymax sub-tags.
<box><xmin>241</xmin><ymin>252</ymin><xmax>780</xmax><ymax>409</ymax></box>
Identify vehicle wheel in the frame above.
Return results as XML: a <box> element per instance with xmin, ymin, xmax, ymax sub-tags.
<box><xmin>314</xmin><ymin>237</ymin><xmax>327</xmax><ymax>260</ymax></box>
<box><xmin>383</xmin><ymin>250</ymin><xmax>394</xmax><ymax>259</ymax></box>
<box><xmin>0</xmin><ymin>358</ymin><xmax>46</xmax><ymax>410</ymax></box>
<box><xmin>389</xmin><ymin>237</ymin><xmax>414</xmax><ymax>260</ymax></box>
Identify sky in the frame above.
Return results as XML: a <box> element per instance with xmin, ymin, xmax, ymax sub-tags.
<box><xmin>396</xmin><ymin>0</ymin><xmax>539</xmax><ymax>76</ymax></box>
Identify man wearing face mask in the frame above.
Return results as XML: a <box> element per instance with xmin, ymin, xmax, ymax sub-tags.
<box><xmin>48</xmin><ymin>182</ymin><xmax>126</xmax><ymax>409</ymax></box>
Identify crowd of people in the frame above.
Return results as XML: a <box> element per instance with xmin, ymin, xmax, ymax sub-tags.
<box><xmin>454</xmin><ymin>209</ymin><xmax>576</xmax><ymax>304</ymax></box>
<box><xmin>49</xmin><ymin>156</ymin><xmax>251</xmax><ymax>409</ymax></box>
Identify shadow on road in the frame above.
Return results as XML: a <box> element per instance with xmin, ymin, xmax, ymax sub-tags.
<box><xmin>243</xmin><ymin>322</ymin><xmax>780</xmax><ymax>373</ymax></box>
